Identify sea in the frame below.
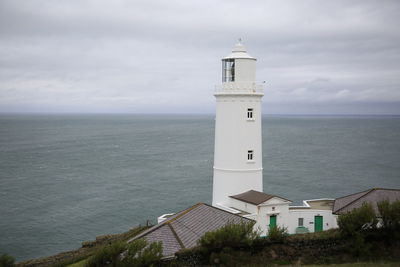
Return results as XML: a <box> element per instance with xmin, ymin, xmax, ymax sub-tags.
<box><xmin>0</xmin><ymin>114</ymin><xmax>399</xmax><ymax>261</ymax></box>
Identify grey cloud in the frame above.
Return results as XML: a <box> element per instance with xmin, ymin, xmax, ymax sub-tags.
<box><xmin>0</xmin><ymin>0</ymin><xmax>399</xmax><ymax>114</ymax></box>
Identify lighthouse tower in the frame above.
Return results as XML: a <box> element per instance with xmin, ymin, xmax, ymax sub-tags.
<box><xmin>212</xmin><ymin>41</ymin><xmax>264</xmax><ymax>207</ymax></box>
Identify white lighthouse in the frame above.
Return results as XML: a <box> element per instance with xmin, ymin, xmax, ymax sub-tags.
<box><xmin>212</xmin><ymin>41</ymin><xmax>264</xmax><ymax>207</ymax></box>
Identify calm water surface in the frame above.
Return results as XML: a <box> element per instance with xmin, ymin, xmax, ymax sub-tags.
<box><xmin>0</xmin><ymin>114</ymin><xmax>399</xmax><ymax>261</ymax></box>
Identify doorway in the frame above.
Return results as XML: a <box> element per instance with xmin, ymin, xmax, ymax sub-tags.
<box><xmin>269</xmin><ymin>215</ymin><xmax>277</xmax><ymax>228</ymax></box>
<box><xmin>314</xmin><ymin>216</ymin><xmax>323</xmax><ymax>232</ymax></box>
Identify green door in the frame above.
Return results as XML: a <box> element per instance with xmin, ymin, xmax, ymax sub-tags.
<box><xmin>314</xmin><ymin>216</ymin><xmax>323</xmax><ymax>232</ymax></box>
<box><xmin>269</xmin><ymin>215</ymin><xmax>277</xmax><ymax>228</ymax></box>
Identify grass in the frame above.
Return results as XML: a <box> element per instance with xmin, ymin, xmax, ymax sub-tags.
<box><xmin>66</xmin><ymin>259</ymin><xmax>87</xmax><ymax>267</ymax></box>
<box><xmin>305</xmin><ymin>262</ymin><xmax>400</xmax><ymax>267</ymax></box>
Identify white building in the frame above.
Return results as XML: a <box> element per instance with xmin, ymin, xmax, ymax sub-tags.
<box><xmin>225</xmin><ymin>190</ymin><xmax>338</xmax><ymax>235</ymax></box>
<box><xmin>211</xmin><ymin>42</ymin><xmax>338</xmax><ymax>235</ymax></box>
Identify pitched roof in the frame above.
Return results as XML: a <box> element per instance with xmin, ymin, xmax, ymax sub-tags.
<box><xmin>333</xmin><ymin>188</ymin><xmax>400</xmax><ymax>215</ymax></box>
<box><xmin>128</xmin><ymin>203</ymin><xmax>253</xmax><ymax>257</ymax></box>
<box><xmin>229</xmin><ymin>190</ymin><xmax>291</xmax><ymax>205</ymax></box>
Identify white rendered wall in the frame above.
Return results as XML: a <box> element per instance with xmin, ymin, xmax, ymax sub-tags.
<box><xmin>229</xmin><ymin>198</ymin><xmax>258</xmax><ymax>214</ymax></box>
<box><xmin>253</xmin><ymin>207</ymin><xmax>338</xmax><ymax>235</ymax></box>
<box><xmin>212</xmin><ymin>94</ymin><xmax>263</xmax><ymax>206</ymax></box>
<box><xmin>235</xmin><ymin>58</ymin><xmax>256</xmax><ymax>82</ymax></box>
<box><xmin>286</xmin><ymin>210</ymin><xmax>338</xmax><ymax>234</ymax></box>
<box><xmin>212</xmin><ymin>43</ymin><xmax>263</xmax><ymax>206</ymax></box>
<box><xmin>228</xmin><ymin>198</ymin><xmax>339</xmax><ymax>235</ymax></box>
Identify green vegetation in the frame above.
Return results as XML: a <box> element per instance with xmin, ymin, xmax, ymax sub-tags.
<box><xmin>268</xmin><ymin>226</ymin><xmax>288</xmax><ymax>243</ymax></box>
<box><xmin>378</xmin><ymin>200</ymin><xmax>400</xmax><ymax>240</ymax></box>
<box><xmin>84</xmin><ymin>239</ymin><xmax>162</xmax><ymax>267</ymax></box>
<box><xmin>198</xmin><ymin>221</ymin><xmax>258</xmax><ymax>251</ymax></box>
<box><xmin>84</xmin><ymin>242</ymin><xmax>126</xmax><ymax>267</ymax></box>
<box><xmin>305</xmin><ymin>262</ymin><xmax>400</xmax><ymax>267</ymax></box>
<box><xmin>337</xmin><ymin>203</ymin><xmax>377</xmax><ymax>256</ymax></box>
<box><xmin>66</xmin><ymin>259</ymin><xmax>87</xmax><ymax>267</ymax></box>
<box><xmin>122</xmin><ymin>239</ymin><xmax>162</xmax><ymax>267</ymax></box>
<box><xmin>0</xmin><ymin>254</ymin><xmax>15</xmax><ymax>267</ymax></box>
<box><xmin>337</xmin><ymin>203</ymin><xmax>377</xmax><ymax>237</ymax></box>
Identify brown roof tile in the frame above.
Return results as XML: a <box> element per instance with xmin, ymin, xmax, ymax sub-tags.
<box><xmin>230</xmin><ymin>190</ymin><xmax>291</xmax><ymax>205</ymax></box>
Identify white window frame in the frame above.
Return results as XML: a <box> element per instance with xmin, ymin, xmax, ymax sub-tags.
<box><xmin>298</xmin><ymin>218</ymin><xmax>304</xmax><ymax>227</ymax></box>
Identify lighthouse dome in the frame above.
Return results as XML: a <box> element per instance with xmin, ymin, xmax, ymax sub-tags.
<box><xmin>224</xmin><ymin>41</ymin><xmax>256</xmax><ymax>60</ymax></box>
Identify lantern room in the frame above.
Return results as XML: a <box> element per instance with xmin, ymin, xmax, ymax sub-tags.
<box><xmin>222</xmin><ymin>41</ymin><xmax>257</xmax><ymax>83</ymax></box>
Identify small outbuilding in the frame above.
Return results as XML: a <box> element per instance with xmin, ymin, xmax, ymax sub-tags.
<box><xmin>217</xmin><ymin>190</ymin><xmax>338</xmax><ymax>235</ymax></box>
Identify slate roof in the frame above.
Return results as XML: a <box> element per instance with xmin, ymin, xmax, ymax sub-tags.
<box><xmin>230</xmin><ymin>190</ymin><xmax>291</xmax><ymax>205</ymax></box>
<box><xmin>128</xmin><ymin>203</ymin><xmax>253</xmax><ymax>258</ymax></box>
<box><xmin>333</xmin><ymin>188</ymin><xmax>400</xmax><ymax>215</ymax></box>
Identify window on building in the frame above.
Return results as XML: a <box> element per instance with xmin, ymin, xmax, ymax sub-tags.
<box><xmin>298</xmin><ymin>218</ymin><xmax>304</xmax><ymax>227</ymax></box>
<box><xmin>222</xmin><ymin>59</ymin><xmax>235</xmax><ymax>82</ymax></box>
<box><xmin>247</xmin><ymin>108</ymin><xmax>253</xmax><ymax>119</ymax></box>
<box><xmin>272</xmin><ymin>207</ymin><xmax>275</xmax><ymax>211</ymax></box>
<box><xmin>247</xmin><ymin>150</ymin><xmax>253</xmax><ymax>161</ymax></box>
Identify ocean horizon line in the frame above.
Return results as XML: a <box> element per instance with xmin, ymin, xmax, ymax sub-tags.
<box><xmin>1</xmin><ymin>112</ymin><xmax>400</xmax><ymax>117</ymax></box>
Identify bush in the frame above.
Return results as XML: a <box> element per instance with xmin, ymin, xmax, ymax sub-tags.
<box><xmin>337</xmin><ymin>203</ymin><xmax>378</xmax><ymax>257</ymax></box>
<box><xmin>337</xmin><ymin>203</ymin><xmax>377</xmax><ymax>237</ymax></box>
<box><xmin>377</xmin><ymin>200</ymin><xmax>400</xmax><ymax>240</ymax></box>
<box><xmin>85</xmin><ymin>242</ymin><xmax>126</xmax><ymax>267</ymax></box>
<box><xmin>268</xmin><ymin>226</ymin><xmax>288</xmax><ymax>243</ymax></box>
<box><xmin>0</xmin><ymin>254</ymin><xmax>15</xmax><ymax>267</ymax></box>
<box><xmin>85</xmin><ymin>239</ymin><xmax>163</xmax><ymax>267</ymax></box>
<box><xmin>175</xmin><ymin>247</ymin><xmax>204</xmax><ymax>266</ymax></box>
<box><xmin>122</xmin><ymin>239</ymin><xmax>163</xmax><ymax>267</ymax></box>
<box><xmin>198</xmin><ymin>221</ymin><xmax>258</xmax><ymax>252</ymax></box>
<box><xmin>378</xmin><ymin>200</ymin><xmax>400</xmax><ymax>229</ymax></box>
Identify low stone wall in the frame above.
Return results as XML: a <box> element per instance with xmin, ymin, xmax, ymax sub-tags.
<box><xmin>175</xmin><ymin>237</ymin><xmax>349</xmax><ymax>266</ymax></box>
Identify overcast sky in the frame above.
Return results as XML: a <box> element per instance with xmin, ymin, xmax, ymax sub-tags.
<box><xmin>1</xmin><ymin>0</ymin><xmax>399</xmax><ymax>114</ymax></box>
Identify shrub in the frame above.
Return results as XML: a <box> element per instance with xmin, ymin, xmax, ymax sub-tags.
<box><xmin>337</xmin><ymin>203</ymin><xmax>377</xmax><ymax>237</ymax></box>
<box><xmin>122</xmin><ymin>239</ymin><xmax>163</xmax><ymax>267</ymax></box>
<box><xmin>377</xmin><ymin>200</ymin><xmax>400</xmax><ymax>240</ymax></box>
<box><xmin>268</xmin><ymin>226</ymin><xmax>288</xmax><ymax>243</ymax></box>
<box><xmin>350</xmin><ymin>232</ymin><xmax>372</xmax><ymax>257</ymax></box>
<box><xmin>85</xmin><ymin>242</ymin><xmax>126</xmax><ymax>267</ymax></box>
<box><xmin>337</xmin><ymin>203</ymin><xmax>378</xmax><ymax>257</ymax></box>
<box><xmin>0</xmin><ymin>254</ymin><xmax>15</xmax><ymax>267</ymax></box>
<box><xmin>198</xmin><ymin>221</ymin><xmax>258</xmax><ymax>252</ymax></box>
<box><xmin>85</xmin><ymin>239</ymin><xmax>163</xmax><ymax>267</ymax></box>
<box><xmin>175</xmin><ymin>247</ymin><xmax>204</xmax><ymax>266</ymax></box>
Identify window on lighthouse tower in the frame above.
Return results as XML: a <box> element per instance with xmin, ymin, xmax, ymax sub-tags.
<box><xmin>222</xmin><ymin>59</ymin><xmax>235</xmax><ymax>82</ymax></box>
<box><xmin>247</xmin><ymin>150</ymin><xmax>254</xmax><ymax>161</ymax></box>
<box><xmin>247</xmin><ymin>108</ymin><xmax>253</xmax><ymax>119</ymax></box>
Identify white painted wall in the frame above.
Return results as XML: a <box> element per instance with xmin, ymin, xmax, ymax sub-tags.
<box><xmin>286</xmin><ymin>209</ymin><xmax>338</xmax><ymax>234</ymax></box>
<box><xmin>252</xmin><ymin>207</ymin><xmax>338</xmax><ymax>235</ymax></box>
<box><xmin>255</xmin><ymin>203</ymin><xmax>291</xmax><ymax>236</ymax></box>
<box><xmin>235</xmin><ymin>58</ymin><xmax>256</xmax><ymax>82</ymax></box>
<box><xmin>229</xmin><ymin>198</ymin><xmax>258</xmax><ymax>214</ymax></box>
<box><xmin>212</xmin><ymin>43</ymin><xmax>264</xmax><ymax>206</ymax></box>
<box><xmin>228</xmin><ymin>197</ymin><xmax>339</xmax><ymax>236</ymax></box>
